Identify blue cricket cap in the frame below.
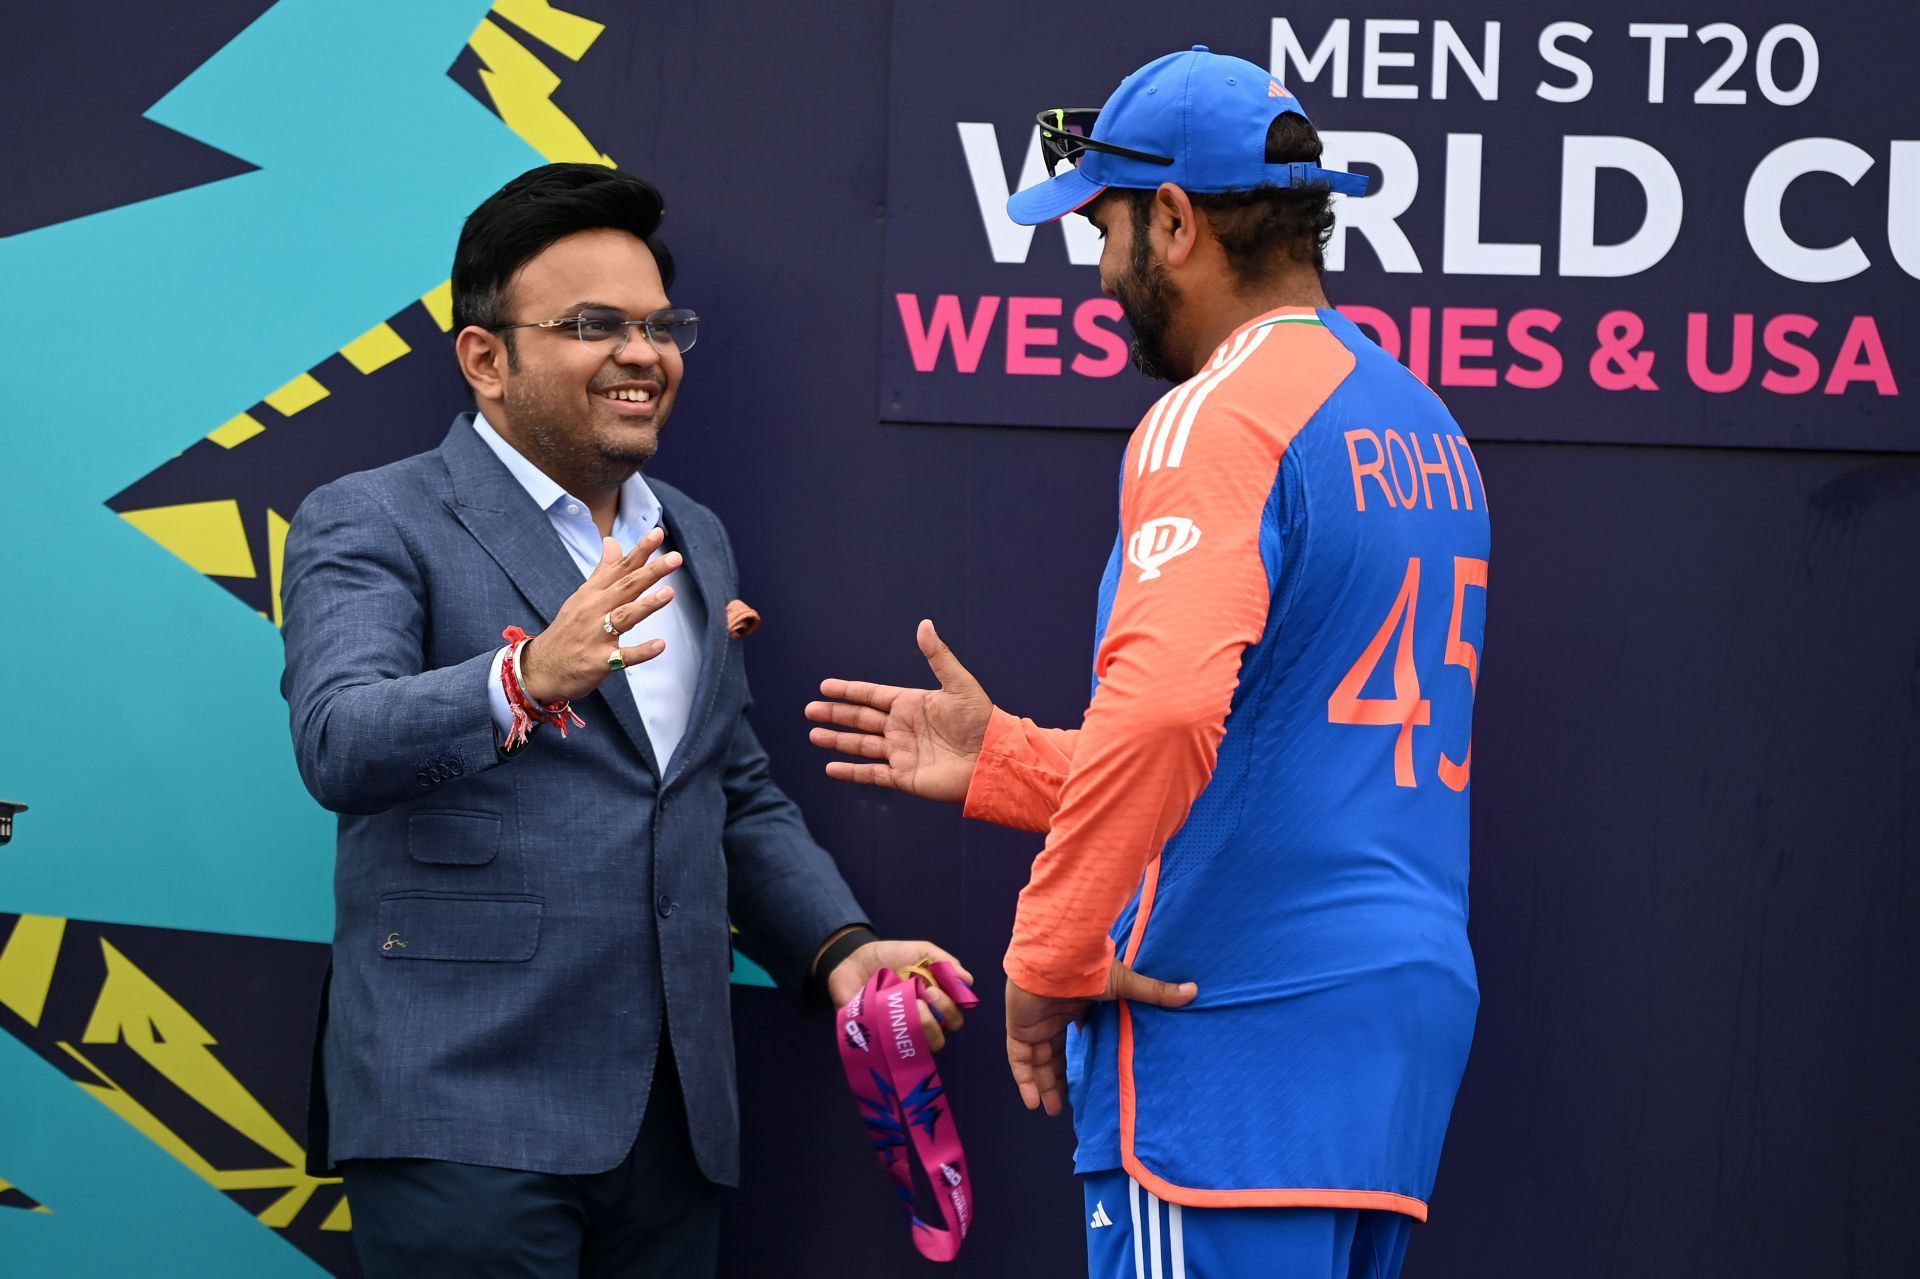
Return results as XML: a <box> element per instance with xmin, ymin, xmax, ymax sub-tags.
<box><xmin>1007</xmin><ymin>45</ymin><xmax>1372</xmax><ymax>226</ymax></box>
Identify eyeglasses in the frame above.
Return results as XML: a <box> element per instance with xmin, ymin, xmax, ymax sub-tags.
<box><xmin>494</xmin><ymin>307</ymin><xmax>700</xmax><ymax>355</ymax></box>
<box><xmin>1036</xmin><ymin>108</ymin><xmax>1174</xmax><ymax>177</ymax></box>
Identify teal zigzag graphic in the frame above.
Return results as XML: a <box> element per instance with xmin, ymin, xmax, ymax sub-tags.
<box><xmin>0</xmin><ymin>1</ymin><xmax>542</xmax><ymax>1270</ymax></box>
<box><xmin>0</xmin><ymin>0</ymin><xmax>539</xmax><ymax>948</ymax></box>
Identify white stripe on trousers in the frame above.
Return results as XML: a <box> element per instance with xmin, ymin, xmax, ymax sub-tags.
<box><xmin>1128</xmin><ymin>1176</ymin><xmax>1186</xmax><ymax>1279</ymax></box>
<box><xmin>1130</xmin><ymin>1178</ymin><xmax>1146</xmax><ymax>1279</ymax></box>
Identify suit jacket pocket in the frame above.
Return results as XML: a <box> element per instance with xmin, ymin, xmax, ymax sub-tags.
<box><xmin>407</xmin><ymin>810</ymin><xmax>502</xmax><ymax>866</ymax></box>
<box><xmin>377</xmin><ymin>892</ymin><xmax>542</xmax><ymax>962</ymax></box>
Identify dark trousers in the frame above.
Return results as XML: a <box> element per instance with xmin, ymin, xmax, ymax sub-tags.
<box><xmin>341</xmin><ymin>1047</ymin><xmax>720</xmax><ymax>1278</ymax></box>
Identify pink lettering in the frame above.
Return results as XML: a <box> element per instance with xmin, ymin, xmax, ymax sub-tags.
<box><xmin>1504</xmin><ymin>309</ymin><xmax>1563</xmax><ymax>389</ymax></box>
<box><xmin>1070</xmin><ymin>298</ymin><xmax>1129</xmax><ymax>377</ymax></box>
<box><xmin>1686</xmin><ymin>312</ymin><xmax>1755</xmax><ymax>393</ymax></box>
<box><xmin>896</xmin><ymin>293</ymin><xmax>1001</xmax><ymax>373</ymax></box>
<box><xmin>1441</xmin><ymin>308</ymin><xmax>1499</xmax><ymax>387</ymax></box>
<box><xmin>1760</xmin><ymin>314</ymin><xmax>1821</xmax><ymax>394</ymax></box>
<box><xmin>1006</xmin><ymin>296</ymin><xmax>1063</xmax><ymax>375</ymax></box>
<box><xmin>1823</xmin><ymin>315</ymin><xmax>1900</xmax><ymax>396</ymax></box>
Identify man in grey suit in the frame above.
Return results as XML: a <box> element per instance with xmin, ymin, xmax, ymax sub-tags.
<box><xmin>281</xmin><ymin>163</ymin><xmax>969</xmax><ymax>1278</ymax></box>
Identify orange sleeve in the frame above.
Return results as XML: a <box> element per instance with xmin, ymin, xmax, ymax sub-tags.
<box><xmin>1003</xmin><ymin>322</ymin><xmax>1354</xmax><ymax>998</ymax></box>
<box><xmin>962</xmin><ymin>708</ymin><xmax>1082</xmax><ymax>833</ymax></box>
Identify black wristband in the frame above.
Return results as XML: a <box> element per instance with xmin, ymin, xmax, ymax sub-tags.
<box><xmin>812</xmin><ymin>925</ymin><xmax>880</xmax><ymax>997</ymax></box>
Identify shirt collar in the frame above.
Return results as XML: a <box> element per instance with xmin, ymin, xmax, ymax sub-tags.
<box><xmin>471</xmin><ymin>411</ymin><xmax>661</xmax><ymax>533</ymax></box>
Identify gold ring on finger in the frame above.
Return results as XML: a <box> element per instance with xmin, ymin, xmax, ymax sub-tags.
<box><xmin>608</xmin><ymin>647</ymin><xmax>626</xmax><ymax>671</ymax></box>
<box><xmin>602</xmin><ymin>612</ymin><xmax>617</xmax><ymax>635</ymax></box>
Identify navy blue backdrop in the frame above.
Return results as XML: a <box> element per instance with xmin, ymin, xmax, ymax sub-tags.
<box><xmin>659</xmin><ymin>5</ymin><xmax>1920</xmax><ymax>1275</ymax></box>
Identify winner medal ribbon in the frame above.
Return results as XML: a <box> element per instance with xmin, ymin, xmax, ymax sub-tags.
<box><xmin>836</xmin><ymin>960</ymin><xmax>981</xmax><ymax>1262</ymax></box>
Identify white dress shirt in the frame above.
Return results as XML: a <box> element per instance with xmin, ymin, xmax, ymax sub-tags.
<box><xmin>474</xmin><ymin>414</ymin><xmax>702</xmax><ymax>769</ymax></box>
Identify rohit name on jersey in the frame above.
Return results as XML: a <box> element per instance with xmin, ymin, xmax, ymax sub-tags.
<box><xmin>1343</xmin><ymin>428</ymin><xmax>1488</xmax><ymax>514</ymax></box>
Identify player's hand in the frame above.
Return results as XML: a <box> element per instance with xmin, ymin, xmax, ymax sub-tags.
<box><xmin>518</xmin><ymin>532</ymin><xmax>681</xmax><ymax>703</ymax></box>
<box><xmin>824</xmin><ymin>937</ymin><xmax>975</xmax><ymax>1052</ymax></box>
<box><xmin>1005</xmin><ymin>963</ymin><xmax>1198</xmax><ymax>1117</ymax></box>
<box><xmin>807</xmin><ymin>620</ymin><xmax>993</xmax><ymax>804</ymax></box>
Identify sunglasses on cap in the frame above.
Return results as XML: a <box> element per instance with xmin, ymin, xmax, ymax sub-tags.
<box><xmin>1033</xmin><ymin>106</ymin><xmax>1372</xmax><ymax>197</ymax></box>
<box><xmin>1035</xmin><ymin>108</ymin><xmax>1175</xmax><ymax>176</ymax></box>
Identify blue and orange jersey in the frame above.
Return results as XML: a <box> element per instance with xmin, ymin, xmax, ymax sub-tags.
<box><xmin>964</xmin><ymin>307</ymin><xmax>1489</xmax><ymax>1218</ymax></box>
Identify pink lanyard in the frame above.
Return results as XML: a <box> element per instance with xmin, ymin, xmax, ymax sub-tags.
<box><xmin>837</xmin><ymin>962</ymin><xmax>981</xmax><ymax>1262</ymax></box>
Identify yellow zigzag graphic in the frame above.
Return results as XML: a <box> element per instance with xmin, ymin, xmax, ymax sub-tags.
<box><xmin>122</xmin><ymin>0</ymin><xmax>614</xmax><ymax>615</ymax></box>
<box><xmin>3</xmin><ymin>915</ymin><xmax>349</xmax><ymax>1230</ymax></box>
<box><xmin>0</xmin><ymin>914</ymin><xmax>65</xmax><ymax>1027</ymax></box>
<box><xmin>63</xmin><ymin>933</ymin><xmax>345</xmax><ymax>1231</ymax></box>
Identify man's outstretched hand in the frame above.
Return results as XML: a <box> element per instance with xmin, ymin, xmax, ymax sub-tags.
<box><xmin>518</xmin><ymin>532</ymin><xmax>681</xmax><ymax>703</ymax></box>
<box><xmin>1005</xmin><ymin>962</ymin><xmax>1199</xmax><ymax>1117</ymax></box>
<box><xmin>807</xmin><ymin>620</ymin><xmax>993</xmax><ymax>805</ymax></box>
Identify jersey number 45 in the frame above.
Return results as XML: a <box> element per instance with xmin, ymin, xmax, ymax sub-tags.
<box><xmin>1327</xmin><ymin>556</ymin><xmax>1488</xmax><ymax>791</ymax></box>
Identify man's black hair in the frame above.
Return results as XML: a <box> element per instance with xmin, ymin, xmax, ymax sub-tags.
<box><xmin>1125</xmin><ymin>112</ymin><xmax>1337</xmax><ymax>284</ymax></box>
<box><xmin>452</xmin><ymin>163</ymin><xmax>675</xmax><ymax>336</ymax></box>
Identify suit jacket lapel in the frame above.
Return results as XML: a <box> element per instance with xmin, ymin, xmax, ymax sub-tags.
<box><xmin>656</xmin><ymin>485</ymin><xmax>729</xmax><ymax>790</ymax></box>
<box><xmin>438</xmin><ymin>417</ymin><xmax>664</xmax><ymax>778</ymax></box>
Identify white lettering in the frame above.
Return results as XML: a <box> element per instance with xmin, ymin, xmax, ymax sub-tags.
<box><xmin>1363</xmin><ymin>19</ymin><xmax>1420</xmax><ymax>99</ymax></box>
<box><xmin>1629</xmin><ymin>23</ymin><xmax>1690</xmax><ymax>103</ymax></box>
<box><xmin>1431</xmin><ymin>21</ymin><xmax>1499</xmax><ymax>101</ymax></box>
<box><xmin>1271</xmin><ymin>17</ymin><xmax>1350</xmax><ymax>96</ymax></box>
<box><xmin>1693</xmin><ymin>23</ymin><xmax>1749</xmax><ymax>106</ymax></box>
<box><xmin>1558</xmin><ymin>136</ymin><xmax>1684</xmax><ymax>277</ymax></box>
<box><xmin>1320</xmin><ymin>131</ymin><xmax>1422</xmax><ymax>273</ymax></box>
<box><xmin>885</xmin><ymin>989</ymin><xmax>917</xmax><ymax>1059</ymax></box>
<box><xmin>1744</xmin><ymin>138</ymin><xmax>1874</xmax><ymax>282</ymax></box>
<box><xmin>1889</xmin><ymin>142</ymin><xmax>1920</xmax><ymax>281</ymax></box>
<box><xmin>1536</xmin><ymin>22</ymin><xmax>1593</xmax><ymax>103</ymax></box>
<box><xmin>1442</xmin><ymin>134</ymin><xmax>1542</xmax><ymax>275</ymax></box>
<box><xmin>1755</xmin><ymin>24</ymin><xmax>1819</xmax><ymax>106</ymax></box>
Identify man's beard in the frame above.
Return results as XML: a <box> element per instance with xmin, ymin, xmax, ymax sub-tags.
<box><xmin>1113</xmin><ymin>232</ymin><xmax>1181</xmax><ymax>383</ymax></box>
<box><xmin>503</xmin><ymin>365</ymin><xmax>661</xmax><ymax>486</ymax></box>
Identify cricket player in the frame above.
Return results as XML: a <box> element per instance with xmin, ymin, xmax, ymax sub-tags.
<box><xmin>808</xmin><ymin>46</ymin><xmax>1489</xmax><ymax>1277</ymax></box>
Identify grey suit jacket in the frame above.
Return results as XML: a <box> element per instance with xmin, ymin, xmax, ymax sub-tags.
<box><xmin>280</xmin><ymin>416</ymin><xmax>864</xmax><ymax>1182</ymax></box>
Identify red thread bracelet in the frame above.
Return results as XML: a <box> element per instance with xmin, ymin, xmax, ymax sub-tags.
<box><xmin>500</xmin><ymin>625</ymin><xmax>585</xmax><ymax>749</ymax></box>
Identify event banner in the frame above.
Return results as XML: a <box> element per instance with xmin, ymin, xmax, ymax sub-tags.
<box><xmin>880</xmin><ymin>2</ymin><xmax>1914</xmax><ymax>450</ymax></box>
